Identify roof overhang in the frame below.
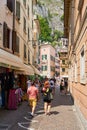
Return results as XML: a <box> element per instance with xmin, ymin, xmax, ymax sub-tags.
<box><xmin>64</xmin><ymin>0</ymin><xmax>71</xmax><ymax>38</ymax></box>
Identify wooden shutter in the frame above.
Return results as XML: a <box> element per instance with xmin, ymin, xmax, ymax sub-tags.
<box><xmin>16</xmin><ymin>1</ymin><xmax>20</xmax><ymax>20</ymax></box>
<box><xmin>3</xmin><ymin>22</ymin><xmax>7</xmax><ymax>48</ymax></box>
<box><xmin>12</xmin><ymin>30</ymin><xmax>16</xmax><ymax>52</ymax></box>
<box><xmin>16</xmin><ymin>35</ymin><xmax>19</xmax><ymax>53</ymax></box>
<box><xmin>7</xmin><ymin>0</ymin><xmax>13</xmax><ymax>12</ymax></box>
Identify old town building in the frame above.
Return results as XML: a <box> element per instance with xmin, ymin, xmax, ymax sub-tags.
<box><xmin>39</xmin><ymin>43</ymin><xmax>55</xmax><ymax>78</ymax></box>
<box><xmin>58</xmin><ymin>38</ymin><xmax>68</xmax><ymax>80</ymax></box>
<box><xmin>0</xmin><ymin>0</ymin><xmax>40</xmax><ymax>108</ymax></box>
<box><xmin>64</xmin><ymin>0</ymin><xmax>87</xmax><ymax>124</ymax></box>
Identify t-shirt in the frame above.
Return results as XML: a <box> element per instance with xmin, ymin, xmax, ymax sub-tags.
<box><xmin>27</xmin><ymin>86</ymin><xmax>38</xmax><ymax>99</ymax></box>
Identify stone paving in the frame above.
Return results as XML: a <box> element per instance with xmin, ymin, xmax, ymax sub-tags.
<box><xmin>0</xmin><ymin>87</ymin><xmax>85</xmax><ymax>130</ymax></box>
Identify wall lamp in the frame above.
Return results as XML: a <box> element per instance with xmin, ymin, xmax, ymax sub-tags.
<box><xmin>28</xmin><ymin>39</ymin><xmax>37</xmax><ymax>48</ymax></box>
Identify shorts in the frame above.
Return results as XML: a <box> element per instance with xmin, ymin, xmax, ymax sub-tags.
<box><xmin>29</xmin><ymin>98</ymin><xmax>37</xmax><ymax>107</ymax></box>
<box><xmin>44</xmin><ymin>99</ymin><xmax>51</xmax><ymax>103</ymax></box>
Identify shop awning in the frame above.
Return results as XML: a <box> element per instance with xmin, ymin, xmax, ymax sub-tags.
<box><xmin>31</xmin><ymin>65</ymin><xmax>40</xmax><ymax>75</ymax></box>
<box><xmin>23</xmin><ymin>64</ymin><xmax>34</xmax><ymax>75</ymax></box>
<box><xmin>0</xmin><ymin>49</ymin><xmax>23</xmax><ymax>69</ymax></box>
<box><xmin>0</xmin><ymin>49</ymin><xmax>34</xmax><ymax>75</ymax></box>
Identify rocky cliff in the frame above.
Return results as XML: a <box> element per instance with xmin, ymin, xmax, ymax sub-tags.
<box><xmin>35</xmin><ymin>0</ymin><xmax>64</xmax><ymax>32</ymax></box>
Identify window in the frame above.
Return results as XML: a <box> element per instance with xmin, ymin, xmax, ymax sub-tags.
<box><xmin>7</xmin><ymin>28</ymin><xmax>10</xmax><ymax>48</ymax></box>
<box><xmin>23</xmin><ymin>17</ymin><xmax>26</xmax><ymax>32</ymax></box>
<box><xmin>7</xmin><ymin>0</ymin><xmax>13</xmax><ymax>12</ymax></box>
<box><xmin>28</xmin><ymin>6</ymin><xmax>29</xmax><ymax>17</ymax></box>
<box><xmin>62</xmin><ymin>68</ymin><xmax>65</xmax><ymax>72</ymax></box>
<box><xmin>51</xmin><ymin>66</ymin><xmax>55</xmax><ymax>72</ymax></box>
<box><xmin>28</xmin><ymin>50</ymin><xmax>30</xmax><ymax>63</ymax></box>
<box><xmin>3</xmin><ymin>22</ymin><xmax>11</xmax><ymax>49</ymax></box>
<box><xmin>28</xmin><ymin>28</ymin><xmax>30</xmax><ymax>40</ymax></box>
<box><xmin>16</xmin><ymin>36</ymin><xmax>19</xmax><ymax>53</ymax></box>
<box><xmin>75</xmin><ymin>62</ymin><xmax>77</xmax><ymax>82</ymax></box>
<box><xmin>23</xmin><ymin>0</ymin><xmax>26</xmax><ymax>7</ymax></box>
<box><xmin>80</xmin><ymin>47</ymin><xmax>85</xmax><ymax>83</ymax></box>
<box><xmin>38</xmin><ymin>59</ymin><xmax>40</xmax><ymax>64</ymax></box>
<box><xmin>42</xmin><ymin>55</ymin><xmax>47</xmax><ymax>60</ymax></box>
<box><xmin>78</xmin><ymin>0</ymin><xmax>84</xmax><ymax>11</ymax></box>
<box><xmin>16</xmin><ymin>1</ymin><xmax>20</xmax><ymax>20</ymax></box>
<box><xmin>62</xmin><ymin>60</ymin><xmax>65</xmax><ymax>64</ymax></box>
<box><xmin>50</xmin><ymin>55</ymin><xmax>55</xmax><ymax>62</ymax></box>
<box><xmin>24</xmin><ymin>44</ymin><xmax>26</xmax><ymax>58</ymax></box>
<box><xmin>42</xmin><ymin>66</ymin><xmax>47</xmax><ymax>71</ymax></box>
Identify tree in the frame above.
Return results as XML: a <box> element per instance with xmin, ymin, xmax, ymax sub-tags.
<box><xmin>38</xmin><ymin>16</ymin><xmax>52</xmax><ymax>42</ymax></box>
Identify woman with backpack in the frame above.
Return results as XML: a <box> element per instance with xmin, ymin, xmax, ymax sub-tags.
<box><xmin>41</xmin><ymin>81</ymin><xmax>53</xmax><ymax>115</ymax></box>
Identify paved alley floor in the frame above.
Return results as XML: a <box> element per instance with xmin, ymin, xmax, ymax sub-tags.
<box><xmin>0</xmin><ymin>87</ymin><xmax>85</xmax><ymax>130</ymax></box>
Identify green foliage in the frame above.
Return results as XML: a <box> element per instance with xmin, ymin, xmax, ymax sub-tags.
<box><xmin>38</xmin><ymin>16</ymin><xmax>52</xmax><ymax>42</ymax></box>
<box><xmin>53</xmin><ymin>30</ymin><xmax>63</xmax><ymax>41</ymax></box>
<box><xmin>38</xmin><ymin>16</ymin><xmax>64</xmax><ymax>47</ymax></box>
<box><xmin>60</xmin><ymin>14</ymin><xmax>64</xmax><ymax>21</ymax></box>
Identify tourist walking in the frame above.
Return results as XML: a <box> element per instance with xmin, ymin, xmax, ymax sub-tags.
<box><xmin>41</xmin><ymin>81</ymin><xmax>53</xmax><ymax>115</ymax></box>
<box><xmin>60</xmin><ymin>79</ymin><xmax>65</xmax><ymax>94</ymax></box>
<box><xmin>27</xmin><ymin>81</ymin><xmax>39</xmax><ymax>117</ymax></box>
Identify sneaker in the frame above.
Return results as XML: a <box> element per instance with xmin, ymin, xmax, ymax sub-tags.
<box><xmin>30</xmin><ymin>113</ymin><xmax>34</xmax><ymax>117</ymax></box>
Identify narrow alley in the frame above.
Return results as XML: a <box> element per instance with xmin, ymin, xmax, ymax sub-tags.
<box><xmin>0</xmin><ymin>87</ymin><xmax>84</xmax><ymax>130</ymax></box>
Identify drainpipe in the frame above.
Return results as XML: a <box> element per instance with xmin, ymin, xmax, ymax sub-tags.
<box><xmin>12</xmin><ymin>0</ymin><xmax>16</xmax><ymax>54</ymax></box>
<box><xmin>13</xmin><ymin>0</ymin><xmax>15</xmax><ymax>30</ymax></box>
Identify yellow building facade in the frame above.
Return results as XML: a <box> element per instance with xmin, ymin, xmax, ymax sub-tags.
<box><xmin>64</xmin><ymin>0</ymin><xmax>87</xmax><ymax>123</ymax></box>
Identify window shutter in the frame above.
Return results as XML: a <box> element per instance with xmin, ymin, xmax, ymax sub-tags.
<box><xmin>28</xmin><ymin>6</ymin><xmax>29</xmax><ymax>17</ymax></box>
<box><xmin>23</xmin><ymin>0</ymin><xmax>26</xmax><ymax>7</ymax></box>
<box><xmin>7</xmin><ymin>0</ymin><xmax>13</xmax><ymax>12</ymax></box>
<box><xmin>16</xmin><ymin>35</ymin><xmax>19</xmax><ymax>53</ymax></box>
<box><xmin>78</xmin><ymin>0</ymin><xmax>84</xmax><ymax>10</ymax></box>
<box><xmin>12</xmin><ymin>30</ymin><xmax>16</xmax><ymax>52</ymax></box>
<box><xmin>24</xmin><ymin>44</ymin><xmax>26</xmax><ymax>58</ymax></box>
<box><xmin>16</xmin><ymin>1</ymin><xmax>20</xmax><ymax>20</ymax></box>
<box><xmin>3</xmin><ymin>22</ymin><xmax>7</xmax><ymax>48</ymax></box>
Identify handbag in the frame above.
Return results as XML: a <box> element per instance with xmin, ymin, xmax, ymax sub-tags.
<box><xmin>49</xmin><ymin>93</ymin><xmax>53</xmax><ymax>100</ymax></box>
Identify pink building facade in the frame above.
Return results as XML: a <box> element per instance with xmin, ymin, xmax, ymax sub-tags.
<box><xmin>40</xmin><ymin>43</ymin><xmax>55</xmax><ymax>78</ymax></box>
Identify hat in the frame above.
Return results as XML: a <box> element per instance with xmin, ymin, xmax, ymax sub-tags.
<box><xmin>44</xmin><ymin>81</ymin><xmax>50</xmax><ymax>88</ymax></box>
